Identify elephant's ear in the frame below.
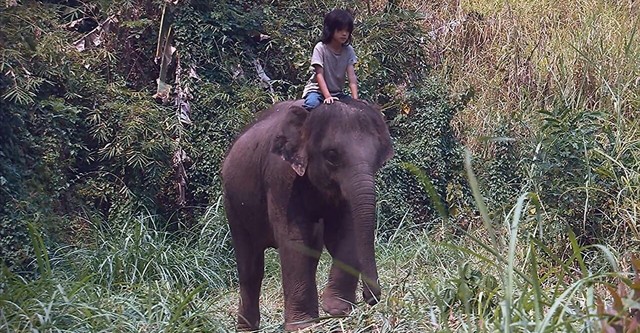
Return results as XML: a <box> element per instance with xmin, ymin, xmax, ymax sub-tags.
<box><xmin>373</xmin><ymin>107</ymin><xmax>394</xmax><ymax>166</ymax></box>
<box><xmin>272</xmin><ymin>105</ymin><xmax>309</xmax><ymax>176</ymax></box>
<box><xmin>379</xmin><ymin>136</ymin><xmax>394</xmax><ymax>165</ymax></box>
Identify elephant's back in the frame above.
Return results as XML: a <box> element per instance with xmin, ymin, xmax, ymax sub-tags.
<box><xmin>226</xmin><ymin>100</ymin><xmax>303</xmax><ymax>152</ymax></box>
<box><xmin>252</xmin><ymin>99</ymin><xmax>304</xmax><ymax>123</ymax></box>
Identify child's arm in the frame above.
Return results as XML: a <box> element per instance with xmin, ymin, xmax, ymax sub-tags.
<box><xmin>314</xmin><ymin>65</ymin><xmax>338</xmax><ymax>104</ymax></box>
<box><xmin>346</xmin><ymin>64</ymin><xmax>358</xmax><ymax>100</ymax></box>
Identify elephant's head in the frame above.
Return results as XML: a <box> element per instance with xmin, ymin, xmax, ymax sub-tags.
<box><xmin>272</xmin><ymin>100</ymin><xmax>393</xmax><ymax>305</ymax></box>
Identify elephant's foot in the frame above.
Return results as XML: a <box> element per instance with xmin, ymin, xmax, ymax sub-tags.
<box><xmin>284</xmin><ymin>317</ymin><xmax>319</xmax><ymax>331</ymax></box>
<box><xmin>236</xmin><ymin>322</ymin><xmax>258</xmax><ymax>332</ymax></box>
<box><xmin>321</xmin><ymin>290</ymin><xmax>354</xmax><ymax>316</ymax></box>
<box><xmin>236</xmin><ymin>313</ymin><xmax>259</xmax><ymax>332</ymax></box>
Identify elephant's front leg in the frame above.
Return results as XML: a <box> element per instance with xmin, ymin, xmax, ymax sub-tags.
<box><xmin>269</xmin><ymin>190</ymin><xmax>323</xmax><ymax>331</ymax></box>
<box><xmin>322</xmin><ymin>213</ymin><xmax>360</xmax><ymax>316</ymax></box>
<box><xmin>279</xmin><ymin>238</ymin><xmax>322</xmax><ymax>330</ymax></box>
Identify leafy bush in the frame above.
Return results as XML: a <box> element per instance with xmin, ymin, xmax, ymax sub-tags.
<box><xmin>356</xmin><ymin>7</ymin><xmax>432</xmax><ymax>105</ymax></box>
<box><xmin>1</xmin><ymin>2</ymin><xmax>94</xmax><ymax>270</ymax></box>
<box><xmin>82</xmin><ymin>87</ymin><xmax>175</xmax><ymax>218</ymax></box>
<box><xmin>480</xmin><ymin>136</ymin><xmax>523</xmax><ymax>216</ymax></box>
<box><xmin>377</xmin><ymin>77</ymin><xmax>471</xmax><ymax>234</ymax></box>
<box><xmin>0</xmin><ymin>216</ymin><xmax>32</xmax><ymax>275</ymax></box>
<box><xmin>529</xmin><ymin>100</ymin><xmax>637</xmax><ymax>246</ymax></box>
<box><xmin>0</xmin><ymin>0</ymin><xmax>183</xmax><ymax>271</ymax></box>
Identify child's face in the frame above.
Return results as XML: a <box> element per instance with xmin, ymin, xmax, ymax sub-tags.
<box><xmin>332</xmin><ymin>28</ymin><xmax>350</xmax><ymax>44</ymax></box>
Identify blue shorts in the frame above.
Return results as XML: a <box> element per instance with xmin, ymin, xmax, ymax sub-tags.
<box><xmin>302</xmin><ymin>92</ymin><xmax>352</xmax><ymax>110</ymax></box>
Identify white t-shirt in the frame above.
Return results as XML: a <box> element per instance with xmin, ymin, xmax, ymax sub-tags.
<box><xmin>302</xmin><ymin>42</ymin><xmax>357</xmax><ymax>97</ymax></box>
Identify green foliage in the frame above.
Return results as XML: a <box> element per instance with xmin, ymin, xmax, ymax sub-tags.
<box><xmin>83</xmin><ymin>87</ymin><xmax>175</xmax><ymax>216</ymax></box>
<box><xmin>429</xmin><ymin>156</ymin><xmax>619</xmax><ymax>332</ymax></box>
<box><xmin>530</xmin><ymin>102</ymin><xmax>621</xmax><ymax>244</ymax></box>
<box><xmin>173</xmin><ymin>1</ymin><xmax>266</xmax><ymax>83</ymax></box>
<box><xmin>0</xmin><ymin>217</ymin><xmax>32</xmax><ymax>275</ymax></box>
<box><xmin>377</xmin><ymin>77</ymin><xmax>470</xmax><ymax>233</ymax></box>
<box><xmin>1</xmin><ymin>2</ymin><xmax>92</xmax><ymax>271</ymax></box>
<box><xmin>0</xmin><ymin>0</ymin><xmax>184</xmax><ymax>272</ymax></box>
<box><xmin>71</xmin><ymin>210</ymin><xmax>235</xmax><ymax>289</ymax></box>
<box><xmin>439</xmin><ymin>261</ymin><xmax>499</xmax><ymax>316</ymax></box>
<box><xmin>356</xmin><ymin>7</ymin><xmax>432</xmax><ymax>104</ymax></box>
<box><xmin>482</xmin><ymin>136</ymin><xmax>523</xmax><ymax>214</ymax></box>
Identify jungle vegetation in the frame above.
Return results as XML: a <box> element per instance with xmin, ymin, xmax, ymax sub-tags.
<box><xmin>1</xmin><ymin>0</ymin><xmax>638</xmax><ymax>331</ymax></box>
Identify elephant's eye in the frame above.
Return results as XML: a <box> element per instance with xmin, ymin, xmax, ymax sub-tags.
<box><xmin>323</xmin><ymin>149</ymin><xmax>340</xmax><ymax>167</ymax></box>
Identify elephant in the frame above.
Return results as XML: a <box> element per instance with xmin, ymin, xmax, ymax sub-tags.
<box><xmin>221</xmin><ymin>99</ymin><xmax>393</xmax><ymax>331</ymax></box>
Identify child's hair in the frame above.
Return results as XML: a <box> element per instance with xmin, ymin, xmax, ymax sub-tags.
<box><xmin>321</xmin><ymin>9</ymin><xmax>354</xmax><ymax>45</ymax></box>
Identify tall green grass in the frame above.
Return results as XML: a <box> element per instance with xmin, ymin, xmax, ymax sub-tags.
<box><xmin>1</xmin><ymin>200</ymin><xmax>237</xmax><ymax>332</ymax></box>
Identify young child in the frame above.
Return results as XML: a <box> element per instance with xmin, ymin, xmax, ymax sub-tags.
<box><xmin>302</xmin><ymin>9</ymin><xmax>358</xmax><ymax>110</ymax></box>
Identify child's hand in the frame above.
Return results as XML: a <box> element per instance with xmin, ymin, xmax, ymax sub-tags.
<box><xmin>323</xmin><ymin>97</ymin><xmax>339</xmax><ymax>104</ymax></box>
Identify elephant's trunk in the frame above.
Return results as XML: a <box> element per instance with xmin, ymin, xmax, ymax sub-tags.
<box><xmin>346</xmin><ymin>170</ymin><xmax>381</xmax><ymax>305</ymax></box>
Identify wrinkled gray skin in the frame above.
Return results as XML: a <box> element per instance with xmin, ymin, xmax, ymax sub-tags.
<box><xmin>222</xmin><ymin>99</ymin><xmax>393</xmax><ymax>331</ymax></box>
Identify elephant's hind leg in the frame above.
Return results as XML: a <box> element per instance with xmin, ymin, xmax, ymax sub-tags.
<box><xmin>230</xmin><ymin>227</ymin><xmax>266</xmax><ymax>331</ymax></box>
